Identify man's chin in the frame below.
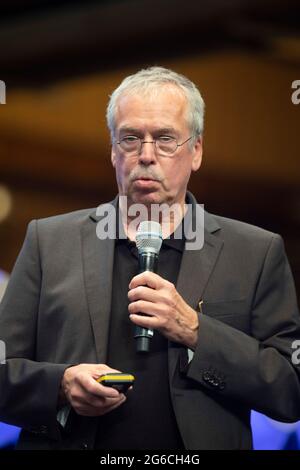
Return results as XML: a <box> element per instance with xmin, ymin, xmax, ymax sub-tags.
<box><xmin>130</xmin><ymin>190</ymin><xmax>164</xmax><ymax>206</ymax></box>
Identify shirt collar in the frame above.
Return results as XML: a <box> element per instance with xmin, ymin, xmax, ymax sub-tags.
<box><xmin>115</xmin><ymin>193</ymin><xmax>195</xmax><ymax>254</ymax></box>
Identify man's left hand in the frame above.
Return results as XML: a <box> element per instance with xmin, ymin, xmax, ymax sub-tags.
<box><xmin>128</xmin><ymin>271</ymin><xmax>199</xmax><ymax>350</ymax></box>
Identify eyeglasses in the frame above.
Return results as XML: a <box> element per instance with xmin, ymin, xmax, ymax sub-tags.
<box><xmin>116</xmin><ymin>135</ymin><xmax>194</xmax><ymax>157</ymax></box>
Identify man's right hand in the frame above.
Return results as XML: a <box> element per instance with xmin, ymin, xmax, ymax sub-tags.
<box><xmin>60</xmin><ymin>364</ymin><xmax>128</xmax><ymax>417</ymax></box>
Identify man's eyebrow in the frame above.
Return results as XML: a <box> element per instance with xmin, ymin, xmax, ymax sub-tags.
<box><xmin>118</xmin><ymin>126</ymin><xmax>178</xmax><ymax>135</ymax></box>
<box><xmin>119</xmin><ymin>127</ymin><xmax>140</xmax><ymax>134</ymax></box>
<box><xmin>153</xmin><ymin>127</ymin><xmax>178</xmax><ymax>135</ymax></box>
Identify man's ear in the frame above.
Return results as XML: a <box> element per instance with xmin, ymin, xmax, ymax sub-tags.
<box><xmin>191</xmin><ymin>136</ymin><xmax>203</xmax><ymax>172</ymax></box>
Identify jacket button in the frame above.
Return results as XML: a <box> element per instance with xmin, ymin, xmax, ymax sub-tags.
<box><xmin>219</xmin><ymin>382</ymin><xmax>226</xmax><ymax>390</ymax></box>
<box><xmin>80</xmin><ymin>442</ymin><xmax>89</xmax><ymax>450</ymax></box>
<box><xmin>40</xmin><ymin>425</ymin><xmax>48</xmax><ymax>434</ymax></box>
<box><xmin>202</xmin><ymin>371</ymin><xmax>211</xmax><ymax>381</ymax></box>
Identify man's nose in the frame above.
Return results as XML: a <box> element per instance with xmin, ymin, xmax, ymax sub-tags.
<box><xmin>138</xmin><ymin>141</ymin><xmax>157</xmax><ymax>164</ymax></box>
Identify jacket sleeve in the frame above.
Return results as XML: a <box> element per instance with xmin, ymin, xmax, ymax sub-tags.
<box><xmin>0</xmin><ymin>220</ymin><xmax>71</xmax><ymax>440</ymax></box>
<box><xmin>186</xmin><ymin>234</ymin><xmax>300</xmax><ymax>422</ymax></box>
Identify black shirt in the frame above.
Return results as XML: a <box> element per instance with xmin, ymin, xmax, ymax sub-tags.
<box><xmin>94</xmin><ymin>220</ymin><xmax>186</xmax><ymax>450</ymax></box>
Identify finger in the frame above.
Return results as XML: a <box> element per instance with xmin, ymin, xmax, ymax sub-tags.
<box><xmin>79</xmin><ymin>375</ymin><xmax>121</xmax><ymax>399</ymax></box>
<box><xmin>101</xmin><ymin>395</ymin><xmax>127</xmax><ymax>415</ymax></box>
<box><xmin>81</xmin><ymin>393</ymin><xmax>126</xmax><ymax>409</ymax></box>
<box><xmin>129</xmin><ymin>271</ymin><xmax>163</xmax><ymax>290</ymax></box>
<box><xmin>129</xmin><ymin>312</ymin><xmax>162</xmax><ymax>329</ymax></box>
<box><xmin>128</xmin><ymin>299</ymin><xmax>165</xmax><ymax>317</ymax></box>
<box><xmin>76</xmin><ymin>397</ymin><xmax>126</xmax><ymax>416</ymax></box>
<box><xmin>80</xmin><ymin>395</ymin><xmax>127</xmax><ymax>417</ymax></box>
<box><xmin>92</xmin><ymin>365</ymin><xmax>123</xmax><ymax>380</ymax></box>
<box><xmin>88</xmin><ymin>366</ymin><xmax>126</xmax><ymax>398</ymax></box>
<box><xmin>128</xmin><ymin>285</ymin><xmax>161</xmax><ymax>303</ymax></box>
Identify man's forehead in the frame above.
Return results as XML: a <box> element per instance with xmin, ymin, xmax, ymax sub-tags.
<box><xmin>116</xmin><ymin>84</ymin><xmax>187</xmax><ymax>109</ymax></box>
<box><xmin>114</xmin><ymin>85</ymin><xmax>188</xmax><ymax>130</ymax></box>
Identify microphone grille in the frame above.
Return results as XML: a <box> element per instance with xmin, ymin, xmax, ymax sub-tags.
<box><xmin>136</xmin><ymin>221</ymin><xmax>162</xmax><ymax>255</ymax></box>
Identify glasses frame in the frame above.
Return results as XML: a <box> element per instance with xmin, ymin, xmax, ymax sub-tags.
<box><xmin>116</xmin><ymin>135</ymin><xmax>195</xmax><ymax>157</ymax></box>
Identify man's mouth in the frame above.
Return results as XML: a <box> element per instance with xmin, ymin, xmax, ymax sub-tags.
<box><xmin>133</xmin><ymin>177</ymin><xmax>160</xmax><ymax>187</ymax></box>
<box><xmin>135</xmin><ymin>177</ymin><xmax>157</xmax><ymax>181</ymax></box>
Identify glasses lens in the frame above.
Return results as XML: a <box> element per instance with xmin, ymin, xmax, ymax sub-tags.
<box><xmin>119</xmin><ymin>137</ymin><xmax>140</xmax><ymax>153</ymax></box>
<box><xmin>118</xmin><ymin>136</ymin><xmax>179</xmax><ymax>156</ymax></box>
<box><xmin>156</xmin><ymin>137</ymin><xmax>177</xmax><ymax>155</ymax></box>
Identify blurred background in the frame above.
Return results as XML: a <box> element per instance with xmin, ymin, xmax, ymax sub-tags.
<box><xmin>0</xmin><ymin>0</ymin><xmax>299</xmax><ymax>449</ymax></box>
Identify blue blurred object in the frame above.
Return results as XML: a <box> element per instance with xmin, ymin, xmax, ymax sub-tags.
<box><xmin>251</xmin><ymin>411</ymin><xmax>300</xmax><ymax>450</ymax></box>
<box><xmin>0</xmin><ymin>422</ymin><xmax>20</xmax><ymax>449</ymax></box>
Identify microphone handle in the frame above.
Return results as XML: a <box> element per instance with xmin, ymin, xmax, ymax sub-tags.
<box><xmin>138</xmin><ymin>252</ymin><xmax>158</xmax><ymax>274</ymax></box>
<box><xmin>134</xmin><ymin>252</ymin><xmax>158</xmax><ymax>353</ymax></box>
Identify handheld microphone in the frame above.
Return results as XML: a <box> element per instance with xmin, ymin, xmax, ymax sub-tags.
<box><xmin>134</xmin><ymin>221</ymin><xmax>163</xmax><ymax>353</ymax></box>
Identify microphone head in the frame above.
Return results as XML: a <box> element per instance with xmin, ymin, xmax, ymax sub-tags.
<box><xmin>136</xmin><ymin>221</ymin><xmax>163</xmax><ymax>255</ymax></box>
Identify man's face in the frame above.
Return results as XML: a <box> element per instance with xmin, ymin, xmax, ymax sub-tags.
<box><xmin>111</xmin><ymin>84</ymin><xmax>203</xmax><ymax>208</ymax></box>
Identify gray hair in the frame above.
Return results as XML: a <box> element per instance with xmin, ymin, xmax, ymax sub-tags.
<box><xmin>106</xmin><ymin>66</ymin><xmax>205</xmax><ymax>142</ymax></box>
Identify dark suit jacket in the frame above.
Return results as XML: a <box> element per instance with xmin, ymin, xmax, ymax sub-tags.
<box><xmin>0</xmin><ymin>192</ymin><xmax>300</xmax><ymax>450</ymax></box>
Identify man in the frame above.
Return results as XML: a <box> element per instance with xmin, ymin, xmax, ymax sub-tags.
<box><xmin>0</xmin><ymin>67</ymin><xmax>300</xmax><ymax>450</ymax></box>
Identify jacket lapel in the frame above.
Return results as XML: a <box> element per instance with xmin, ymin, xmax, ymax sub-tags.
<box><xmin>168</xmin><ymin>198</ymin><xmax>224</xmax><ymax>383</ymax></box>
<box><xmin>81</xmin><ymin>198</ymin><xmax>118</xmax><ymax>363</ymax></box>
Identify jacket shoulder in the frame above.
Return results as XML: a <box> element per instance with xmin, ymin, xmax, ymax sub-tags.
<box><xmin>22</xmin><ymin>208</ymin><xmax>100</xmax><ymax>259</ymax></box>
<box><xmin>36</xmin><ymin>207</ymin><xmax>96</xmax><ymax>227</ymax></box>
<box><xmin>207</xmin><ymin>212</ymin><xmax>280</xmax><ymax>244</ymax></box>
